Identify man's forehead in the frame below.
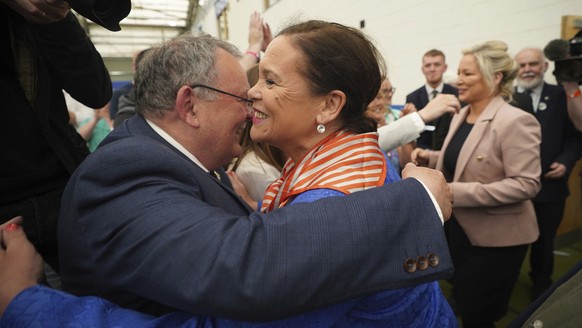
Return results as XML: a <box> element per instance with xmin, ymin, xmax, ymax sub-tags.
<box><xmin>517</xmin><ymin>58</ymin><xmax>542</xmax><ymax>65</ymax></box>
<box><xmin>214</xmin><ymin>50</ymin><xmax>250</xmax><ymax>91</ymax></box>
<box><xmin>423</xmin><ymin>55</ymin><xmax>444</xmax><ymax>63</ymax></box>
<box><xmin>516</xmin><ymin>49</ymin><xmax>543</xmax><ymax>61</ymax></box>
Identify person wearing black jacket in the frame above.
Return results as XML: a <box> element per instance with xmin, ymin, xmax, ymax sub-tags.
<box><xmin>514</xmin><ymin>47</ymin><xmax>582</xmax><ymax>301</ymax></box>
<box><xmin>0</xmin><ymin>0</ymin><xmax>112</xmax><ymax>273</ymax></box>
<box><xmin>406</xmin><ymin>49</ymin><xmax>459</xmax><ymax>150</ymax></box>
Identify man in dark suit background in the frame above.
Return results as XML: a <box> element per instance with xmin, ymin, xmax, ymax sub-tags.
<box><xmin>406</xmin><ymin>49</ymin><xmax>459</xmax><ymax>150</ymax></box>
<box><xmin>514</xmin><ymin>47</ymin><xmax>582</xmax><ymax>301</ymax></box>
<box><xmin>58</xmin><ymin>33</ymin><xmax>454</xmax><ymax>322</ymax></box>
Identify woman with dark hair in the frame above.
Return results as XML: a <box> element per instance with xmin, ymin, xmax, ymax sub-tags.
<box><xmin>244</xmin><ymin>20</ymin><xmax>456</xmax><ymax>327</ymax></box>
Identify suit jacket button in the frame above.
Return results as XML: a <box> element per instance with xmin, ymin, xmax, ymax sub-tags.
<box><xmin>428</xmin><ymin>253</ymin><xmax>440</xmax><ymax>267</ymax></box>
<box><xmin>417</xmin><ymin>256</ymin><xmax>428</xmax><ymax>270</ymax></box>
<box><xmin>403</xmin><ymin>258</ymin><xmax>417</xmax><ymax>273</ymax></box>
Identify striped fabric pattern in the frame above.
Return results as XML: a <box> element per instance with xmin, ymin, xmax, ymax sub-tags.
<box><xmin>260</xmin><ymin>130</ymin><xmax>387</xmax><ymax>212</ymax></box>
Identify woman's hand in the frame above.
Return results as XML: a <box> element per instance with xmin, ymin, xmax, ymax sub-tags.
<box><xmin>418</xmin><ymin>94</ymin><xmax>460</xmax><ymax>123</ymax></box>
<box><xmin>1</xmin><ymin>0</ymin><xmax>70</xmax><ymax>24</ymax></box>
<box><xmin>226</xmin><ymin>171</ymin><xmax>259</xmax><ymax>210</ymax></box>
<box><xmin>410</xmin><ymin>148</ymin><xmax>430</xmax><ymax>167</ymax></box>
<box><xmin>0</xmin><ymin>217</ymin><xmax>43</xmax><ymax>316</ymax></box>
<box><xmin>400</xmin><ymin>103</ymin><xmax>417</xmax><ymax>118</ymax></box>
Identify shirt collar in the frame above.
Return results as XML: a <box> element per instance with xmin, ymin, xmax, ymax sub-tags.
<box><xmin>517</xmin><ymin>81</ymin><xmax>544</xmax><ymax>95</ymax></box>
<box><xmin>145</xmin><ymin>118</ymin><xmax>210</xmax><ymax>173</ymax></box>
<box><xmin>425</xmin><ymin>82</ymin><xmax>444</xmax><ymax>94</ymax></box>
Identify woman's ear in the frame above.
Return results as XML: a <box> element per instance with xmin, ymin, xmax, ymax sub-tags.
<box><xmin>494</xmin><ymin>71</ymin><xmax>503</xmax><ymax>86</ymax></box>
<box><xmin>317</xmin><ymin>90</ymin><xmax>346</xmax><ymax>125</ymax></box>
<box><xmin>176</xmin><ymin>86</ymin><xmax>200</xmax><ymax>127</ymax></box>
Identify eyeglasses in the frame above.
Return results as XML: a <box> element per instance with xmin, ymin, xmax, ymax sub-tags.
<box><xmin>384</xmin><ymin>87</ymin><xmax>396</xmax><ymax>96</ymax></box>
<box><xmin>191</xmin><ymin>84</ymin><xmax>254</xmax><ymax>111</ymax></box>
<box><xmin>368</xmin><ymin>107</ymin><xmax>387</xmax><ymax>114</ymax></box>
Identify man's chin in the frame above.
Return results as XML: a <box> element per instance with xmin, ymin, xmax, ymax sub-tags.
<box><xmin>517</xmin><ymin>77</ymin><xmax>542</xmax><ymax>90</ymax></box>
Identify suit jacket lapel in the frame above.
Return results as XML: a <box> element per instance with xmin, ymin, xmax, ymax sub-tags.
<box><xmin>120</xmin><ymin>115</ymin><xmax>252</xmax><ymax>211</ymax></box>
<box><xmin>421</xmin><ymin>89</ymin><xmax>429</xmax><ymax>107</ymax></box>
<box><xmin>536</xmin><ymin>83</ymin><xmax>550</xmax><ymax>120</ymax></box>
<box><xmin>453</xmin><ymin>97</ymin><xmax>505</xmax><ymax>182</ymax></box>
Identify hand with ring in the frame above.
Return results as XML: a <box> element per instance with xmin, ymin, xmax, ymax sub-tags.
<box><xmin>0</xmin><ymin>216</ymin><xmax>44</xmax><ymax>316</ymax></box>
<box><xmin>0</xmin><ymin>0</ymin><xmax>71</xmax><ymax>24</ymax></box>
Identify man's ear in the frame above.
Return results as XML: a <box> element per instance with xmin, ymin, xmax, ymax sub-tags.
<box><xmin>316</xmin><ymin>90</ymin><xmax>346</xmax><ymax>125</ymax></box>
<box><xmin>176</xmin><ymin>86</ymin><xmax>200</xmax><ymax>127</ymax></box>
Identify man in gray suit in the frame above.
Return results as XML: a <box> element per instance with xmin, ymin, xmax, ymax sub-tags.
<box><xmin>57</xmin><ymin>33</ymin><xmax>453</xmax><ymax>322</ymax></box>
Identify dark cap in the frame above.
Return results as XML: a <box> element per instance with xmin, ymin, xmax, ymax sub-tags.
<box><xmin>70</xmin><ymin>0</ymin><xmax>131</xmax><ymax>32</ymax></box>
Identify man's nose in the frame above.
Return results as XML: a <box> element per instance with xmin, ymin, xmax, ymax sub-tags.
<box><xmin>245</xmin><ymin>105</ymin><xmax>254</xmax><ymax>120</ymax></box>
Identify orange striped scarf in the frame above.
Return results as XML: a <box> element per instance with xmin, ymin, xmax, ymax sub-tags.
<box><xmin>260</xmin><ymin>130</ymin><xmax>387</xmax><ymax>212</ymax></box>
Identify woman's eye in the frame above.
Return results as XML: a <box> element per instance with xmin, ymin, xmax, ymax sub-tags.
<box><xmin>265</xmin><ymin>79</ymin><xmax>275</xmax><ymax>86</ymax></box>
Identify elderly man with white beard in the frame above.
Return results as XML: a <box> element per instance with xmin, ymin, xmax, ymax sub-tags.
<box><xmin>514</xmin><ymin>47</ymin><xmax>582</xmax><ymax>301</ymax></box>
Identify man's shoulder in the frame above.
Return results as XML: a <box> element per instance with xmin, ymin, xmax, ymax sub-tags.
<box><xmin>496</xmin><ymin>101</ymin><xmax>540</xmax><ymax>129</ymax></box>
<box><xmin>442</xmin><ymin>84</ymin><xmax>458</xmax><ymax>95</ymax></box>
<box><xmin>543</xmin><ymin>82</ymin><xmax>566</xmax><ymax>96</ymax></box>
<box><xmin>406</xmin><ymin>86</ymin><xmax>425</xmax><ymax>99</ymax></box>
<box><xmin>93</xmin><ymin>133</ymin><xmax>178</xmax><ymax>165</ymax></box>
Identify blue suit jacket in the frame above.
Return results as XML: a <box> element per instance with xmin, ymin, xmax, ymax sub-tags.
<box><xmin>58</xmin><ymin>114</ymin><xmax>452</xmax><ymax>321</ymax></box>
<box><xmin>530</xmin><ymin>83</ymin><xmax>582</xmax><ymax>202</ymax></box>
<box><xmin>406</xmin><ymin>84</ymin><xmax>459</xmax><ymax>150</ymax></box>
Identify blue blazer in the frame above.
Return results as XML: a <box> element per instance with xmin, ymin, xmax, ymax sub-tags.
<box><xmin>58</xmin><ymin>114</ymin><xmax>453</xmax><ymax>321</ymax></box>
<box><xmin>406</xmin><ymin>84</ymin><xmax>459</xmax><ymax>150</ymax></box>
<box><xmin>0</xmin><ymin>176</ymin><xmax>455</xmax><ymax>328</ymax></box>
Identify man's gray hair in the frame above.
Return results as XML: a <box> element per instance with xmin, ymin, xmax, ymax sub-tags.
<box><xmin>134</xmin><ymin>33</ymin><xmax>242</xmax><ymax>118</ymax></box>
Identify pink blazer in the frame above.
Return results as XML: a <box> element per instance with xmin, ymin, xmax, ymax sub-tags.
<box><xmin>428</xmin><ymin>96</ymin><xmax>541</xmax><ymax>247</ymax></box>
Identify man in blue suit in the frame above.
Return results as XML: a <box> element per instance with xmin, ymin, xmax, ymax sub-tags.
<box><xmin>406</xmin><ymin>49</ymin><xmax>459</xmax><ymax>150</ymax></box>
<box><xmin>515</xmin><ymin>47</ymin><xmax>582</xmax><ymax>301</ymax></box>
<box><xmin>55</xmin><ymin>33</ymin><xmax>453</xmax><ymax>323</ymax></box>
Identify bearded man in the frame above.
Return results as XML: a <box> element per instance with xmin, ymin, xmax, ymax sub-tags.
<box><xmin>514</xmin><ymin>47</ymin><xmax>582</xmax><ymax>301</ymax></box>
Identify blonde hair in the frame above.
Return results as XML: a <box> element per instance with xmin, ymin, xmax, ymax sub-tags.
<box><xmin>462</xmin><ymin>40</ymin><xmax>517</xmax><ymax>101</ymax></box>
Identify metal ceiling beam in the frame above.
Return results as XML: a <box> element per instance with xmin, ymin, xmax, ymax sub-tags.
<box><xmin>184</xmin><ymin>0</ymin><xmax>200</xmax><ymax>32</ymax></box>
<box><xmin>75</xmin><ymin>0</ymin><xmax>200</xmax><ymax>58</ymax></box>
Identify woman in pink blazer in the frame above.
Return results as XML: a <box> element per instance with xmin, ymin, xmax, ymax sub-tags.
<box><xmin>413</xmin><ymin>40</ymin><xmax>541</xmax><ymax>328</ymax></box>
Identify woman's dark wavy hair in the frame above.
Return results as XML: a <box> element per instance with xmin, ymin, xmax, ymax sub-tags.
<box><xmin>278</xmin><ymin>20</ymin><xmax>387</xmax><ymax>133</ymax></box>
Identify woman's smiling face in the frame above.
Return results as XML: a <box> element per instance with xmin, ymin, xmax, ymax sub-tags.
<box><xmin>248</xmin><ymin>35</ymin><xmax>328</xmax><ymax>158</ymax></box>
<box><xmin>456</xmin><ymin>54</ymin><xmax>490</xmax><ymax>104</ymax></box>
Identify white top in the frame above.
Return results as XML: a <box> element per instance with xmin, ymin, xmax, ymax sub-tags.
<box><xmin>146</xmin><ymin>118</ymin><xmax>210</xmax><ymax>173</ymax></box>
<box><xmin>64</xmin><ymin>90</ymin><xmax>94</xmax><ymax>126</ymax></box>
<box><xmin>424</xmin><ymin>82</ymin><xmax>444</xmax><ymax>98</ymax></box>
<box><xmin>233</xmin><ymin>151</ymin><xmax>281</xmax><ymax>202</ymax></box>
<box><xmin>377</xmin><ymin>112</ymin><xmax>425</xmax><ymax>152</ymax></box>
